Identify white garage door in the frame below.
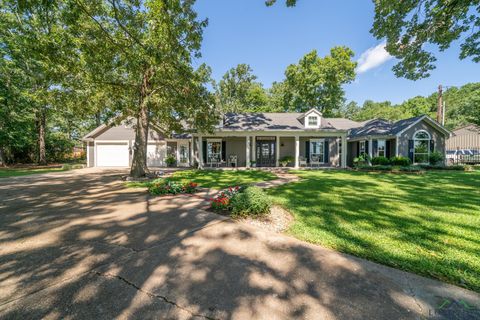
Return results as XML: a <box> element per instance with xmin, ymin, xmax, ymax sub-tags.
<box><xmin>147</xmin><ymin>143</ymin><xmax>167</xmax><ymax>167</ymax></box>
<box><xmin>96</xmin><ymin>143</ymin><xmax>129</xmax><ymax>167</ymax></box>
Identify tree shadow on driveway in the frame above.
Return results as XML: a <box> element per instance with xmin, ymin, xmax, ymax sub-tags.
<box><xmin>0</xmin><ymin>169</ymin><xmax>478</xmax><ymax>319</ymax></box>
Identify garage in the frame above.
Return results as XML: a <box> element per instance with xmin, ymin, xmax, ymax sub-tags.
<box><xmin>96</xmin><ymin>142</ymin><xmax>130</xmax><ymax>167</ymax></box>
<box><xmin>147</xmin><ymin>143</ymin><xmax>167</xmax><ymax>167</ymax></box>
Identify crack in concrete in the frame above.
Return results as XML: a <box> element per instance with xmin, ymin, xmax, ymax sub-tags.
<box><xmin>0</xmin><ymin>217</ymin><xmax>228</xmax><ymax>309</ymax></box>
<box><xmin>93</xmin><ymin>271</ymin><xmax>218</xmax><ymax>320</ymax></box>
<box><xmin>403</xmin><ymin>274</ymin><xmax>425</xmax><ymax>315</ymax></box>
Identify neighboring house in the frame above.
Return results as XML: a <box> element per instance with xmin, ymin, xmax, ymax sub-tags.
<box><xmin>446</xmin><ymin>124</ymin><xmax>480</xmax><ymax>150</ymax></box>
<box><xmin>82</xmin><ymin>109</ymin><xmax>451</xmax><ymax>168</ymax></box>
<box><xmin>445</xmin><ymin>124</ymin><xmax>480</xmax><ymax>164</ymax></box>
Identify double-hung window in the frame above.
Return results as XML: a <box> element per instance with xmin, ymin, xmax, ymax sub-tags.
<box><xmin>310</xmin><ymin>139</ymin><xmax>325</xmax><ymax>163</ymax></box>
<box><xmin>308</xmin><ymin>116</ymin><xmax>318</xmax><ymax>127</ymax></box>
<box><xmin>377</xmin><ymin>139</ymin><xmax>386</xmax><ymax>157</ymax></box>
<box><xmin>207</xmin><ymin>139</ymin><xmax>222</xmax><ymax>163</ymax></box>
<box><xmin>359</xmin><ymin>141</ymin><xmax>366</xmax><ymax>155</ymax></box>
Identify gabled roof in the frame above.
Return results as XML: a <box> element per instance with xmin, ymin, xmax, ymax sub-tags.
<box><xmin>452</xmin><ymin>123</ymin><xmax>480</xmax><ymax>135</ymax></box>
<box><xmin>296</xmin><ymin>108</ymin><xmax>323</xmax><ymax>120</ymax></box>
<box><xmin>348</xmin><ymin>115</ymin><xmax>451</xmax><ymax>139</ymax></box>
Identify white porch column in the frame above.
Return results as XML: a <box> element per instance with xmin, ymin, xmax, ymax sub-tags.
<box><xmin>198</xmin><ymin>136</ymin><xmax>203</xmax><ymax>169</ymax></box>
<box><xmin>294</xmin><ymin>135</ymin><xmax>300</xmax><ymax>168</ymax></box>
<box><xmin>276</xmin><ymin>135</ymin><xmax>280</xmax><ymax>167</ymax></box>
<box><xmin>341</xmin><ymin>135</ymin><xmax>347</xmax><ymax>168</ymax></box>
<box><xmin>246</xmin><ymin>136</ymin><xmax>251</xmax><ymax>168</ymax></box>
<box><xmin>190</xmin><ymin>137</ymin><xmax>194</xmax><ymax>166</ymax></box>
<box><xmin>251</xmin><ymin>135</ymin><xmax>256</xmax><ymax>163</ymax></box>
<box><xmin>368</xmin><ymin>138</ymin><xmax>373</xmax><ymax>158</ymax></box>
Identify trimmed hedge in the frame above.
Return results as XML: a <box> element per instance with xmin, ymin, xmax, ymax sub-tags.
<box><xmin>230</xmin><ymin>186</ymin><xmax>271</xmax><ymax>217</ymax></box>
<box><xmin>371</xmin><ymin>156</ymin><xmax>390</xmax><ymax>165</ymax></box>
<box><xmin>390</xmin><ymin>156</ymin><xmax>411</xmax><ymax>166</ymax></box>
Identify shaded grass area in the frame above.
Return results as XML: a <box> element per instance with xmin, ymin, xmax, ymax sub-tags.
<box><xmin>126</xmin><ymin>169</ymin><xmax>277</xmax><ymax>190</ymax></box>
<box><xmin>267</xmin><ymin>170</ymin><xmax>480</xmax><ymax>292</ymax></box>
<box><xmin>0</xmin><ymin>167</ymin><xmax>66</xmax><ymax>178</ymax></box>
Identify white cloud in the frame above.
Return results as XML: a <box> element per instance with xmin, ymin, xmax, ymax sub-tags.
<box><xmin>356</xmin><ymin>43</ymin><xmax>393</xmax><ymax>74</ymax></box>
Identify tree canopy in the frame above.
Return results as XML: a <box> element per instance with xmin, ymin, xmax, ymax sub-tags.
<box><xmin>216</xmin><ymin>64</ymin><xmax>269</xmax><ymax>113</ymax></box>
<box><xmin>268</xmin><ymin>0</ymin><xmax>480</xmax><ymax>80</ymax></box>
<box><xmin>341</xmin><ymin>82</ymin><xmax>480</xmax><ymax>129</ymax></box>
<box><xmin>282</xmin><ymin>47</ymin><xmax>356</xmax><ymax>115</ymax></box>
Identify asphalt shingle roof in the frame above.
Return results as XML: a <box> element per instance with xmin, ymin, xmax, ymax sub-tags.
<box><xmin>348</xmin><ymin>115</ymin><xmax>427</xmax><ymax>138</ymax></box>
<box><xmin>222</xmin><ymin>113</ymin><xmax>362</xmax><ymax>131</ymax></box>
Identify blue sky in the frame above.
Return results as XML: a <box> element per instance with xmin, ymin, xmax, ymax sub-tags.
<box><xmin>193</xmin><ymin>0</ymin><xmax>480</xmax><ymax>105</ymax></box>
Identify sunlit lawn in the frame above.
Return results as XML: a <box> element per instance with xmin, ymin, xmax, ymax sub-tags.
<box><xmin>267</xmin><ymin>170</ymin><xmax>480</xmax><ymax>292</ymax></box>
<box><xmin>126</xmin><ymin>169</ymin><xmax>277</xmax><ymax>190</ymax></box>
<box><xmin>0</xmin><ymin>167</ymin><xmax>65</xmax><ymax>178</ymax></box>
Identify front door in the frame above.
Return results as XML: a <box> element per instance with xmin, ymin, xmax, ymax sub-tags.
<box><xmin>256</xmin><ymin>139</ymin><xmax>276</xmax><ymax>167</ymax></box>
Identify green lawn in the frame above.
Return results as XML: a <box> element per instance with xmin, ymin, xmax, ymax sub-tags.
<box><xmin>127</xmin><ymin>169</ymin><xmax>277</xmax><ymax>190</ymax></box>
<box><xmin>267</xmin><ymin>170</ymin><xmax>480</xmax><ymax>292</ymax></box>
<box><xmin>0</xmin><ymin>167</ymin><xmax>66</xmax><ymax>178</ymax></box>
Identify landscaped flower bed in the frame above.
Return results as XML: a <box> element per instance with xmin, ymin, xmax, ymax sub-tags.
<box><xmin>210</xmin><ymin>186</ymin><xmax>241</xmax><ymax>211</ymax></box>
<box><xmin>148</xmin><ymin>179</ymin><xmax>198</xmax><ymax>195</ymax></box>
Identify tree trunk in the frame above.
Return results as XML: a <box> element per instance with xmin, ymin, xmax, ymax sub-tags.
<box><xmin>0</xmin><ymin>147</ymin><xmax>6</xmax><ymax>167</ymax></box>
<box><xmin>130</xmin><ymin>69</ymin><xmax>152</xmax><ymax>178</ymax></box>
<box><xmin>95</xmin><ymin>112</ymin><xmax>101</xmax><ymax>127</ymax></box>
<box><xmin>36</xmin><ymin>108</ymin><xmax>47</xmax><ymax>165</ymax></box>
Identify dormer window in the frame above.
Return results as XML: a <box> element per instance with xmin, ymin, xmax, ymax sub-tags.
<box><xmin>308</xmin><ymin>116</ymin><xmax>318</xmax><ymax>127</ymax></box>
<box><xmin>298</xmin><ymin>108</ymin><xmax>322</xmax><ymax>129</ymax></box>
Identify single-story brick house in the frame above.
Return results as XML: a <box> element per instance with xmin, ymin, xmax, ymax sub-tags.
<box><xmin>82</xmin><ymin>108</ymin><xmax>451</xmax><ymax>168</ymax></box>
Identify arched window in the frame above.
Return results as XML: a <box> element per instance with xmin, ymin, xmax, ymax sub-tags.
<box><xmin>413</xmin><ymin>130</ymin><xmax>430</xmax><ymax>164</ymax></box>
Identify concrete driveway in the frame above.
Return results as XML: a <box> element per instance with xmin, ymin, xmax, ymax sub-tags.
<box><xmin>0</xmin><ymin>168</ymin><xmax>478</xmax><ymax>319</ymax></box>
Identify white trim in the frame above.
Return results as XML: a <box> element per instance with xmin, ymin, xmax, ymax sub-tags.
<box><xmin>206</xmin><ymin>138</ymin><xmax>222</xmax><ymax>143</ymax></box>
<box><xmin>294</xmin><ymin>135</ymin><xmax>300</xmax><ymax>168</ymax></box>
<box><xmin>341</xmin><ymin>136</ymin><xmax>347</xmax><ymax>168</ymax></box>
<box><xmin>198</xmin><ymin>136</ymin><xmax>203</xmax><ymax>169</ymax></box>
<box><xmin>395</xmin><ymin>138</ymin><xmax>399</xmax><ymax>157</ymax></box>
<box><xmin>94</xmin><ymin>140</ymin><xmax>130</xmax><ymax>167</ymax></box>
<box><xmin>377</xmin><ymin>139</ymin><xmax>386</xmax><ymax>157</ymax></box>
<box><xmin>309</xmin><ymin>138</ymin><xmax>326</xmax><ymax>164</ymax></box>
<box><xmin>297</xmin><ymin>108</ymin><xmax>323</xmax><ymax>120</ymax></box>
<box><xmin>275</xmin><ymin>135</ymin><xmax>280</xmax><ymax>167</ymax></box>
<box><xmin>246</xmin><ymin>136</ymin><xmax>251</xmax><ymax>168</ymax></box>
<box><xmin>368</xmin><ymin>138</ymin><xmax>373</xmax><ymax>158</ymax></box>
<box><xmin>94</xmin><ymin>140</ymin><xmax>130</xmax><ymax>143</ymax></box>
<box><xmin>305</xmin><ymin>115</ymin><xmax>320</xmax><ymax>129</ymax></box>
<box><xmin>86</xmin><ymin>142</ymin><xmax>90</xmax><ymax>167</ymax></box>
<box><xmin>359</xmin><ymin>141</ymin><xmax>366</xmax><ymax>155</ymax></box>
<box><xmin>412</xmin><ymin>130</ymin><xmax>431</xmax><ymax>164</ymax></box>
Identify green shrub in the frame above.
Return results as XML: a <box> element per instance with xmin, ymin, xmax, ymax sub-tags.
<box><xmin>371</xmin><ymin>156</ymin><xmax>390</xmax><ymax>165</ymax></box>
<box><xmin>429</xmin><ymin>151</ymin><xmax>444</xmax><ymax>165</ymax></box>
<box><xmin>420</xmin><ymin>164</ymin><xmax>469</xmax><ymax>171</ymax></box>
<box><xmin>230</xmin><ymin>186</ymin><xmax>271</xmax><ymax>217</ymax></box>
<box><xmin>390</xmin><ymin>156</ymin><xmax>411</xmax><ymax>166</ymax></box>
<box><xmin>165</xmin><ymin>155</ymin><xmax>177</xmax><ymax>167</ymax></box>
<box><xmin>279</xmin><ymin>156</ymin><xmax>294</xmax><ymax>167</ymax></box>
<box><xmin>356</xmin><ymin>165</ymin><xmax>424</xmax><ymax>173</ymax></box>
<box><xmin>353</xmin><ymin>154</ymin><xmax>371</xmax><ymax>167</ymax></box>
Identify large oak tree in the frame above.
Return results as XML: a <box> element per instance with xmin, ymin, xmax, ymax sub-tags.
<box><xmin>70</xmin><ymin>0</ymin><xmax>217</xmax><ymax>177</ymax></box>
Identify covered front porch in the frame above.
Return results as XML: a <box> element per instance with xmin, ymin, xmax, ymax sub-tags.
<box><xmin>347</xmin><ymin>137</ymin><xmax>397</xmax><ymax>167</ymax></box>
<box><xmin>191</xmin><ymin>133</ymin><xmax>347</xmax><ymax>169</ymax></box>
